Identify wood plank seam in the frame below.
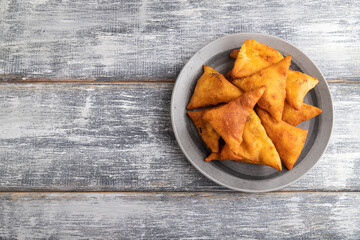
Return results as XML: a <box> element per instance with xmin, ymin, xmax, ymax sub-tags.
<box><xmin>1</xmin><ymin>190</ymin><xmax>360</xmax><ymax>193</ymax></box>
<box><xmin>0</xmin><ymin>79</ymin><xmax>357</xmax><ymax>84</ymax></box>
<box><xmin>0</xmin><ymin>79</ymin><xmax>176</xmax><ymax>84</ymax></box>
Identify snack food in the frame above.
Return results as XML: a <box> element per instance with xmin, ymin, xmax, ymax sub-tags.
<box><xmin>229</xmin><ymin>49</ymin><xmax>240</xmax><ymax>59</ymax></box>
<box><xmin>187</xmin><ymin>40</ymin><xmax>322</xmax><ymax>171</ymax></box>
<box><xmin>188</xmin><ymin>109</ymin><xmax>220</xmax><ymax>152</ymax></box>
<box><xmin>282</xmin><ymin>101</ymin><xmax>322</xmax><ymax>126</ymax></box>
<box><xmin>286</xmin><ymin>70</ymin><xmax>319</xmax><ymax>110</ymax></box>
<box><xmin>203</xmin><ymin>87</ymin><xmax>265</xmax><ymax>155</ymax></box>
<box><xmin>229</xmin><ymin>40</ymin><xmax>284</xmax><ymax>79</ymax></box>
<box><xmin>232</xmin><ymin>55</ymin><xmax>291</xmax><ymax>122</ymax></box>
<box><xmin>205</xmin><ymin>110</ymin><xmax>282</xmax><ymax>171</ymax></box>
<box><xmin>187</xmin><ymin>65</ymin><xmax>242</xmax><ymax>110</ymax></box>
<box><xmin>256</xmin><ymin>108</ymin><xmax>308</xmax><ymax>170</ymax></box>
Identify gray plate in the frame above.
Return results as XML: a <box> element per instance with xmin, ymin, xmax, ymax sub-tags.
<box><xmin>171</xmin><ymin>33</ymin><xmax>333</xmax><ymax>192</ymax></box>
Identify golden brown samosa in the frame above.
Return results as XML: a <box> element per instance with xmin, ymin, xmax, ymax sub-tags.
<box><xmin>286</xmin><ymin>70</ymin><xmax>319</xmax><ymax>110</ymax></box>
<box><xmin>229</xmin><ymin>40</ymin><xmax>284</xmax><ymax>79</ymax></box>
<box><xmin>187</xmin><ymin>65</ymin><xmax>242</xmax><ymax>110</ymax></box>
<box><xmin>188</xmin><ymin>109</ymin><xmax>220</xmax><ymax>152</ymax></box>
<box><xmin>205</xmin><ymin>144</ymin><xmax>246</xmax><ymax>162</ymax></box>
<box><xmin>229</xmin><ymin>49</ymin><xmax>240</xmax><ymax>59</ymax></box>
<box><xmin>232</xmin><ymin>56</ymin><xmax>291</xmax><ymax>122</ymax></box>
<box><xmin>205</xmin><ymin>110</ymin><xmax>282</xmax><ymax>171</ymax></box>
<box><xmin>204</xmin><ymin>152</ymin><xmax>221</xmax><ymax>162</ymax></box>
<box><xmin>256</xmin><ymin>107</ymin><xmax>308</xmax><ymax>170</ymax></box>
<box><xmin>224</xmin><ymin>70</ymin><xmax>236</xmax><ymax>81</ymax></box>
<box><xmin>212</xmin><ymin>144</ymin><xmax>281</xmax><ymax>169</ymax></box>
<box><xmin>233</xmin><ymin>110</ymin><xmax>282</xmax><ymax>170</ymax></box>
<box><xmin>282</xmin><ymin>101</ymin><xmax>322</xmax><ymax>126</ymax></box>
<box><xmin>203</xmin><ymin>87</ymin><xmax>265</xmax><ymax>155</ymax></box>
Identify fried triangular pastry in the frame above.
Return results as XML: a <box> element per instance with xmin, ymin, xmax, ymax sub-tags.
<box><xmin>205</xmin><ymin>144</ymin><xmax>247</xmax><ymax>162</ymax></box>
<box><xmin>203</xmin><ymin>87</ymin><xmax>265</xmax><ymax>155</ymax></box>
<box><xmin>282</xmin><ymin>101</ymin><xmax>322</xmax><ymax>126</ymax></box>
<box><xmin>230</xmin><ymin>49</ymin><xmax>240</xmax><ymax>59</ymax></box>
<box><xmin>257</xmin><ymin>107</ymin><xmax>308</xmax><ymax>170</ymax></box>
<box><xmin>219</xmin><ymin>144</ymin><xmax>282</xmax><ymax>170</ymax></box>
<box><xmin>188</xmin><ymin>109</ymin><xmax>220</xmax><ymax>152</ymax></box>
<box><xmin>229</xmin><ymin>40</ymin><xmax>284</xmax><ymax>79</ymax></box>
<box><xmin>225</xmin><ymin>70</ymin><xmax>235</xmax><ymax>82</ymax></box>
<box><xmin>204</xmin><ymin>110</ymin><xmax>282</xmax><ymax>171</ymax></box>
<box><xmin>234</xmin><ymin>110</ymin><xmax>282</xmax><ymax>170</ymax></box>
<box><xmin>286</xmin><ymin>70</ymin><xmax>319</xmax><ymax>109</ymax></box>
<box><xmin>187</xmin><ymin>65</ymin><xmax>242</xmax><ymax>110</ymax></box>
<box><xmin>205</xmin><ymin>144</ymin><xmax>274</xmax><ymax>164</ymax></box>
<box><xmin>205</xmin><ymin>152</ymin><xmax>221</xmax><ymax>162</ymax></box>
<box><xmin>232</xmin><ymin>56</ymin><xmax>291</xmax><ymax>121</ymax></box>
<box><xmin>220</xmin><ymin>144</ymin><xmax>246</xmax><ymax>161</ymax></box>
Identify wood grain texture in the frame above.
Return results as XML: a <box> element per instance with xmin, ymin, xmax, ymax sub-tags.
<box><xmin>0</xmin><ymin>0</ymin><xmax>359</xmax><ymax>81</ymax></box>
<box><xmin>0</xmin><ymin>192</ymin><xmax>359</xmax><ymax>239</ymax></box>
<box><xmin>0</xmin><ymin>82</ymin><xmax>358</xmax><ymax>192</ymax></box>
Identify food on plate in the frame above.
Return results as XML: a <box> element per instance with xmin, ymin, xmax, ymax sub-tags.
<box><xmin>205</xmin><ymin>152</ymin><xmax>220</xmax><ymax>162</ymax></box>
<box><xmin>232</xmin><ymin>55</ymin><xmax>291</xmax><ymax>122</ymax></box>
<box><xmin>229</xmin><ymin>40</ymin><xmax>284</xmax><ymax>79</ymax></box>
<box><xmin>224</xmin><ymin>70</ymin><xmax>236</xmax><ymax>81</ymax></box>
<box><xmin>286</xmin><ymin>70</ymin><xmax>319</xmax><ymax>109</ymax></box>
<box><xmin>187</xmin><ymin>109</ymin><xmax>220</xmax><ymax>152</ymax></box>
<box><xmin>233</xmin><ymin>110</ymin><xmax>282</xmax><ymax>170</ymax></box>
<box><xmin>186</xmin><ymin>39</ymin><xmax>322</xmax><ymax>172</ymax></box>
<box><xmin>187</xmin><ymin>65</ymin><xmax>242</xmax><ymax>110</ymax></box>
<box><xmin>205</xmin><ymin>110</ymin><xmax>282</xmax><ymax>171</ymax></box>
<box><xmin>203</xmin><ymin>87</ymin><xmax>265</xmax><ymax>155</ymax></box>
<box><xmin>256</xmin><ymin>107</ymin><xmax>308</xmax><ymax>170</ymax></box>
<box><xmin>229</xmin><ymin>49</ymin><xmax>240</xmax><ymax>59</ymax></box>
<box><xmin>282</xmin><ymin>101</ymin><xmax>322</xmax><ymax>126</ymax></box>
<box><xmin>205</xmin><ymin>144</ymin><xmax>246</xmax><ymax>162</ymax></box>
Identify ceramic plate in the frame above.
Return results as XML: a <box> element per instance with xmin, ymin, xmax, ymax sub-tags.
<box><xmin>171</xmin><ymin>33</ymin><xmax>333</xmax><ymax>192</ymax></box>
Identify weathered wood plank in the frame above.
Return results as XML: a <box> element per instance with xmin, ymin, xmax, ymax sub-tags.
<box><xmin>0</xmin><ymin>192</ymin><xmax>359</xmax><ymax>239</ymax></box>
<box><xmin>0</xmin><ymin>0</ymin><xmax>359</xmax><ymax>81</ymax></box>
<box><xmin>0</xmin><ymin>82</ymin><xmax>358</xmax><ymax>191</ymax></box>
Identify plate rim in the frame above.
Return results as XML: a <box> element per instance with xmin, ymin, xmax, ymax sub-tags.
<box><xmin>171</xmin><ymin>32</ymin><xmax>333</xmax><ymax>193</ymax></box>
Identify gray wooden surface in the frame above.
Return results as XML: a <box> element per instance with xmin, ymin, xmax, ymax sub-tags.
<box><xmin>0</xmin><ymin>0</ymin><xmax>359</xmax><ymax>239</ymax></box>
<box><xmin>1</xmin><ymin>192</ymin><xmax>359</xmax><ymax>239</ymax></box>
<box><xmin>0</xmin><ymin>0</ymin><xmax>359</xmax><ymax>81</ymax></box>
<box><xmin>0</xmin><ymin>83</ymin><xmax>359</xmax><ymax>192</ymax></box>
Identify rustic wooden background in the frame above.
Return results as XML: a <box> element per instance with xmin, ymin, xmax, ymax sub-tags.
<box><xmin>0</xmin><ymin>0</ymin><xmax>359</xmax><ymax>239</ymax></box>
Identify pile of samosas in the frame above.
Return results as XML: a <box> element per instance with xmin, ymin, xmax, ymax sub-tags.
<box><xmin>187</xmin><ymin>40</ymin><xmax>322</xmax><ymax>171</ymax></box>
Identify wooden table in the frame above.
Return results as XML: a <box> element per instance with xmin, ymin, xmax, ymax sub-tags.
<box><xmin>1</xmin><ymin>1</ymin><xmax>359</xmax><ymax>238</ymax></box>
